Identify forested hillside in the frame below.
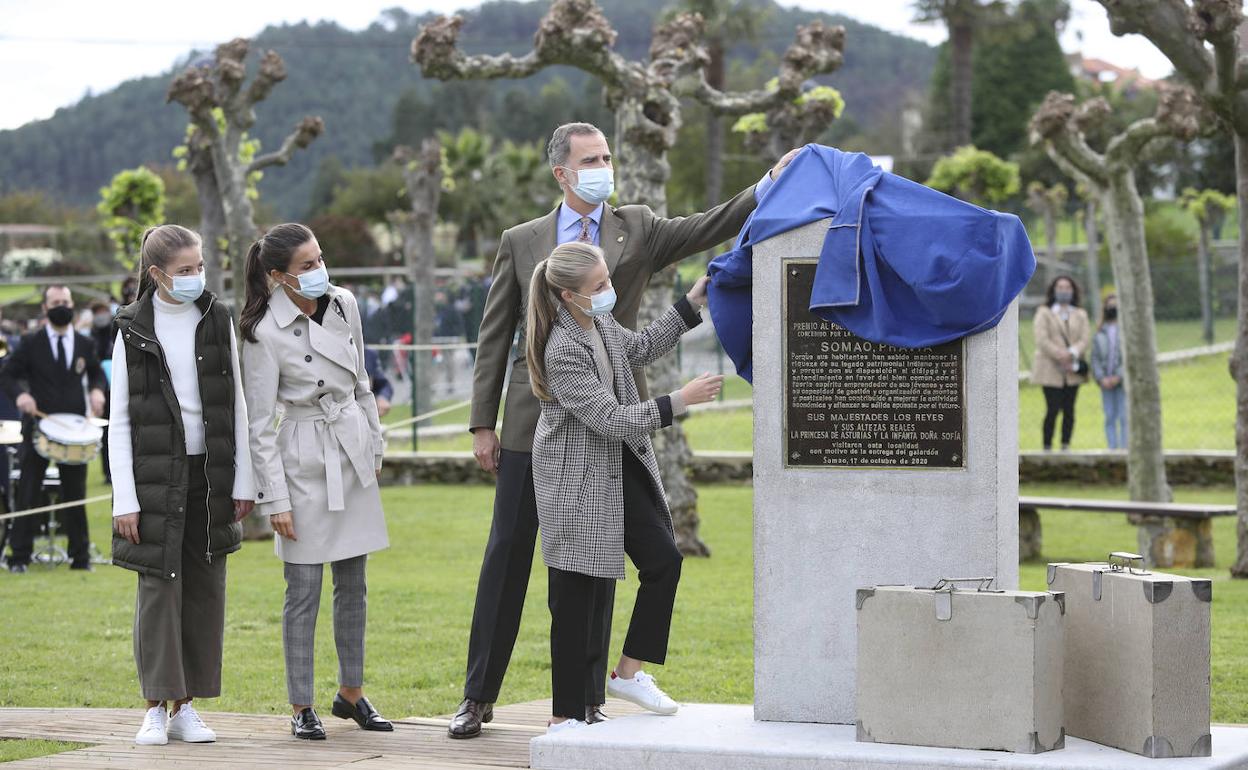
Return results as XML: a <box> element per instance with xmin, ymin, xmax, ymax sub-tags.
<box><xmin>0</xmin><ymin>0</ymin><xmax>934</xmax><ymax>218</ymax></box>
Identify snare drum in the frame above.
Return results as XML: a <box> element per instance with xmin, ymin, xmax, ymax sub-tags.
<box><xmin>33</xmin><ymin>413</ymin><xmax>103</xmax><ymax>465</ymax></box>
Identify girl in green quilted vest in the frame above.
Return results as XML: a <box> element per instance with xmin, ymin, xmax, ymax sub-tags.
<box><xmin>110</xmin><ymin>224</ymin><xmax>256</xmax><ymax>746</ymax></box>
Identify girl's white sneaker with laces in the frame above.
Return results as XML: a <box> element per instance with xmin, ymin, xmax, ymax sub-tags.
<box><xmin>135</xmin><ymin>706</ymin><xmax>169</xmax><ymax>745</ymax></box>
<box><xmin>166</xmin><ymin>704</ymin><xmax>217</xmax><ymax>742</ymax></box>
<box><xmin>606</xmin><ymin>670</ymin><xmax>679</xmax><ymax>715</ymax></box>
<box><xmin>547</xmin><ymin>718</ymin><xmax>587</xmax><ymax>734</ymax></box>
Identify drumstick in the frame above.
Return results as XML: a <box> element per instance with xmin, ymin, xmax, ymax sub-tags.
<box><xmin>33</xmin><ymin>410</ymin><xmax>76</xmax><ymax>430</ymax></box>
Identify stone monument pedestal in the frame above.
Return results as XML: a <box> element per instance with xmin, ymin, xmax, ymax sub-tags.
<box><xmin>752</xmin><ymin>225</ymin><xmax>1019</xmax><ymax>724</ymax></box>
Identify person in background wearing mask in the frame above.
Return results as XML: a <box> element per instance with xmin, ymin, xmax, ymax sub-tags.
<box><xmin>110</xmin><ymin>224</ymin><xmax>256</xmax><ymax>746</ymax></box>
<box><xmin>90</xmin><ymin>301</ymin><xmax>116</xmax><ymax>483</ymax></box>
<box><xmin>449</xmin><ymin>120</ymin><xmax>798</xmax><ymax>738</ymax></box>
<box><xmin>1030</xmin><ymin>275</ymin><xmax>1091</xmax><ymax>451</ymax></box>
<box><xmin>120</xmin><ymin>276</ymin><xmax>139</xmax><ymax>308</ymax></box>
<box><xmin>240</xmin><ymin>223</ymin><xmax>392</xmax><ymax>741</ymax></box>
<box><xmin>1091</xmin><ymin>293</ymin><xmax>1127</xmax><ymax>450</ymax></box>
<box><xmin>0</xmin><ymin>285</ymin><xmax>107</xmax><ymax>572</ymax></box>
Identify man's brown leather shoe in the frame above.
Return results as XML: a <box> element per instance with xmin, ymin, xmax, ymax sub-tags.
<box><xmin>585</xmin><ymin>704</ymin><xmax>610</xmax><ymax>725</ymax></box>
<box><xmin>448</xmin><ymin>698</ymin><xmax>494</xmax><ymax>739</ymax></box>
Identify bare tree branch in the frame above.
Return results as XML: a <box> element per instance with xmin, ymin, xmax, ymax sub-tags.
<box><xmin>1095</xmin><ymin>0</ymin><xmax>1217</xmax><ymax>91</ymax></box>
<box><xmin>247</xmin><ymin>116</ymin><xmax>325</xmax><ymax>174</ymax></box>
<box><xmin>1029</xmin><ymin>92</ymin><xmax>1111</xmax><ymax>185</ymax></box>
<box><xmin>412</xmin><ymin>0</ymin><xmax>632</xmax><ymax>89</ymax></box>
<box><xmin>689</xmin><ymin>20</ymin><xmax>846</xmax><ymax>116</ymax></box>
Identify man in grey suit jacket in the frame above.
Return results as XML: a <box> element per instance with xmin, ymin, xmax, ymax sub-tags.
<box><xmin>450</xmin><ymin>122</ymin><xmax>795</xmax><ymax>737</ymax></box>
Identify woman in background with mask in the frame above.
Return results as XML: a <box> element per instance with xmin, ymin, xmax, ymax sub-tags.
<box><xmin>1091</xmin><ymin>293</ymin><xmax>1127</xmax><ymax>449</ymax></box>
<box><xmin>110</xmin><ymin>224</ymin><xmax>256</xmax><ymax>745</ymax></box>
<box><xmin>239</xmin><ymin>223</ymin><xmax>392</xmax><ymax>741</ymax></box>
<box><xmin>1030</xmin><ymin>275</ymin><xmax>1091</xmax><ymax>451</ymax></box>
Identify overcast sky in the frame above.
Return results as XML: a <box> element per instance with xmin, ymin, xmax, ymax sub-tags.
<box><xmin>0</xmin><ymin>0</ymin><xmax>1174</xmax><ymax>131</ymax></box>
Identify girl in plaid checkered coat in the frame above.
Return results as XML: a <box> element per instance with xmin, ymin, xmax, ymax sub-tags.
<box><xmin>525</xmin><ymin>241</ymin><xmax>724</xmax><ymax>732</ymax></box>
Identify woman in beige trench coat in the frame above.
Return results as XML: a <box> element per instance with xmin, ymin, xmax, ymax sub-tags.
<box><xmin>240</xmin><ymin>223</ymin><xmax>392</xmax><ymax>741</ymax></box>
<box><xmin>1030</xmin><ymin>274</ymin><xmax>1091</xmax><ymax>451</ymax></box>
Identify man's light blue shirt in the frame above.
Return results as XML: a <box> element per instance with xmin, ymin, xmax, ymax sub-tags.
<box><xmin>554</xmin><ymin>172</ymin><xmax>774</xmax><ymax>248</ymax></box>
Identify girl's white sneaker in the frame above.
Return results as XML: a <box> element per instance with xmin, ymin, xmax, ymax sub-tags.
<box><xmin>135</xmin><ymin>705</ymin><xmax>169</xmax><ymax>745</ymax></box>
<box><xmin>606</xmin><ymin>670</ymin><xmax>679</xmax><ymax>715</ymax></box>
<box><xmin>166</xmin><ymin>703</ymin><xmax>216</xmax><ymax>742</ymax></box>
<box><xmin>547</xmin><ymin>718</ymin><xmax>587</xmax><ymax>734</ymax></box>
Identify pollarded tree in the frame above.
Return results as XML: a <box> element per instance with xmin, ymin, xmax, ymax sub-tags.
<box><xmin>98</xmin><ymin>167</ymin><xmax>166</xmax><ymax>270</ymax></box>
<box><xmin>731</xmin><ymin>84</ymin><xmax>845</xmax><ymax>163</ymax></box>
<box><xmin>167</xmin><ymin>39</ymin><xmax>324</xmax><ymax>310</ymax></box>
<box><xmin>412</xmin><ymin>0</ymin><xmax>844</xmax><ymax>555</ymax></box>
<box><xmin>1087</xmin><ymin>0</ymin><xmax>1248</xmax><ymax>577</ymax></box>
<box><xmin>1025</xmin><ymin>180</ymin><xmax>1069</xmax><ymax>290</ymax></box>
<box><xmin>1179</xmin><ymin>187</ymin><xmax>1234</xmax><ymax>346</ymax></box>
<box><xmin>1031</xmin><ymin>85</ymin><xmax>1205</xmax><ymax>566</ymax></box>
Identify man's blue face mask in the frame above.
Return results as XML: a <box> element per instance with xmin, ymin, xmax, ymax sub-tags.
<box><xmin>562</xmin><ymin>166</ymin><xmax>614</xmax><ymax>205</ymax></box>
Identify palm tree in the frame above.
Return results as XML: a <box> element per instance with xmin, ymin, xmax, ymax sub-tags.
<box><xmin>915</xmin><ymin>0</ymin><xmax>1005</xmax><ymax>150</ymax></box>
<box><xmin>668</xmin><ymin>0</ymin><xmax>769</xmax><ymax>208</ymax></box>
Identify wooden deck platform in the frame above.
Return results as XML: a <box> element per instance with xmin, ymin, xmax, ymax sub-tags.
<box><xmin>0</xmin><ymin>699</ymin><xmax>646</xmax><ymax>768</ymax></box>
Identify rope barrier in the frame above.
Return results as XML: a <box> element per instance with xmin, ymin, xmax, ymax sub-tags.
<box><xmin>0</xmin><ymin>493</ymin><xmax>112</xmax><ymax>522</ymax></box>
<box><xmin>369</xmin><ymin>342</ymin><xmax>480</xmax><ymax>352</ymax></box>
<box><xmin>382</xmin><ymin>399</ymin><xmax>474</xmax><ymax>435</ymax></box>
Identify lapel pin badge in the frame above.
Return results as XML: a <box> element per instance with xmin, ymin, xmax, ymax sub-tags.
<box><xmin>616</xmin><ymin>235</ymin><xmax>623</xmax><ymax>243</ymax></box>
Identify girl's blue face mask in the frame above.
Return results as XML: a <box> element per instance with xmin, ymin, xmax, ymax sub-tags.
<box><xmin>572</xmin><ymin>285</ymin><xmax>617</xmax><ymax>317</ymax></box>
<box><xmin>160</xmin><ymin>269</ymin><xmax>206</xmax><ymax>304</ymax></box>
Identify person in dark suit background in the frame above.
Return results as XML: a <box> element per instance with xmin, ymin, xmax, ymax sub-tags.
<box><xmin>364</xmin><ymin>348</ymin><xmax>393</xmax><ymax>419</ymax></box>
<box><xmin>1</xmin><ymin>285</ymin><xmax>107</xmax><ymax>572</ymax></box>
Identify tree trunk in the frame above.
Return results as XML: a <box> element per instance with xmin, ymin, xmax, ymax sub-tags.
<box><xmin>704</xmin><ymin>43</ymin><xmax>725</xmax><ymax>211</ymax></box>
<box><xmin>1084</xmin><ymin>198</ymin><xmax>1101</xmax><ymax>322</ymax></box>
<box><xmin>1229</xmin><ymin>133</ymin><xmax>1248</xmax><ymax>578</ymax></box>
<box><xmin>1102</xmin><ymin>169</ymin><xmax>1173</xmax><ymax>564</ymax></box>
<box><xmin>614</xmin><ymin>102</ymin><xmax>710</xmax><ymax>557</ymax></box>
<box><xmin>949</xmin><ymin>21</ymin><xmax>974</xmax><ymax>149</ymax></box>
<box><xmin>1043</xmin><ymin>207</ymin><xmax>1058</xmax><ymax>292</ymax></box>
<box><xmin>396</xmin><ymin>140</ymin><xmax>442</xmax><ymax>429</ymax></box>
<box><xmin>1198</xmin><ymin>222</ymin><xmax>1215</xmax><ymax>345</ymax></box>
<box><xmin>212</xmin><ymin>134</ymin><xmax>261</xmax><ymax>313</ymax></box>
<box><xmin>185</xmin><ymin>146</ymin><xmax>230</xmax><ymax>304</ymax></box>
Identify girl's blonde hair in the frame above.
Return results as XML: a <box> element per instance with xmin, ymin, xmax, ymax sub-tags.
<box><xmin>526</xmin><ymin>241</ymin><xmax>606</xmax><ymax>401</ymax></box>
<box><xmin>136</xmin><ymin>224</ymin><xmax>202</xmax><ymax>303</ymax></box>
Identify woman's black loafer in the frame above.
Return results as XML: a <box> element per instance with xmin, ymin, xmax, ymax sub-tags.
<box><xmin>291</xmin><ymin>707</ymin><xmax>327</xmax><ymax>740</ymax></box>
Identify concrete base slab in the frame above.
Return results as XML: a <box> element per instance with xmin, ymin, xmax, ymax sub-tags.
<box><xmin>530</xmin><ymin>705</ymin><xmax>1248</xmax><ymax>770</ymax></box>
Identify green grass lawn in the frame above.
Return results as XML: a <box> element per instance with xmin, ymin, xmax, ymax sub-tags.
<box><xmin>0</xmin><ymin>467</ymin><xmax>1243</xmax><ymax>723</ymax></box>
<box><xmin>0</xmin><ymin>739</ymin><xmax>88</xmax><ymax>763</ymax></box>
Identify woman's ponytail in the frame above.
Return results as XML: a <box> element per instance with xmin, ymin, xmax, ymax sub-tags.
<box><xmin>239</xmin><ymin>239</ymin><xmax>270</xmax><ymax>343</ymax></box>
<box><xmin>526</xmin><ymin>259</ymin><xmax>559</xmax><ymax>401</ymax></box>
